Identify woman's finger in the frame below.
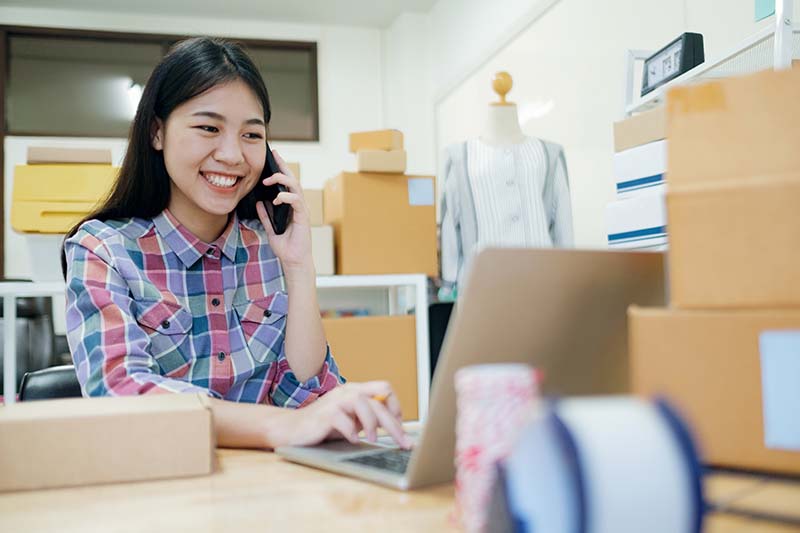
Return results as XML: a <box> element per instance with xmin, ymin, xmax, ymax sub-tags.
<box><xmin>352</xmin><ymin>398</ymin><xmax>379</xmax><ymax>443</ymax></box>
<box><xmin>262</xmin><ymin>172</ymin><xmax>300</xmax><ymax>193</ymax></box>
<box><xmin>368</xmin><ymin>398</ymin><xmax>411</xmax><ymax>449</ymax></box>
<box><xmin>383</xmin><ymin>392</ymin><xmax>403</xmax><ymax>420</ymax></box>
<box><xmin>330</xmin><ymin>410</ymin><xmax>359</xmax><ymax>444</ymax></box>
<box><xmin>271</xmin><ymin>149</ymin><xmax>296</xmax><ymax>179</ymax></box>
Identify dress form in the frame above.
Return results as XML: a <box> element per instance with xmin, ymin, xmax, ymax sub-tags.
<box><xmin>479</xmin><ymin>71</ymin><xmax>526</xmax><ymax>147</ymax></box>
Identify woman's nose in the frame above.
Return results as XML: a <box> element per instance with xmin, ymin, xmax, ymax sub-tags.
<box><xmin>213</xmin><ymin>134</ymin><xmax>244</xmax><ymax>165</ymax></box>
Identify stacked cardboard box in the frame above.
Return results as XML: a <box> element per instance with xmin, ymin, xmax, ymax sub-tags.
<box><xmin>323</xmin><ymin>129</ymin><xmax>436</xmax><ymax>276</ymax></box>
<box><xmin>630</xmin><ymin>68</ymin><xmax>800</xmax><ymax>475</ymax></box>
<box><xmin>350</xmin><ymin>129</ymin><xmax>406</xmax><ymax>173</ymax></box>
<box><xmin>607</xmin><ymin>107</ymin><xmax>668</xmax><ymax>251</ymax></box>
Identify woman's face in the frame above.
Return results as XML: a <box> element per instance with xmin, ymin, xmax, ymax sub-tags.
<box><xmin>153</xmin><ymin>79</ymin><xmax>267</xmax><ymax>221</ymax></box>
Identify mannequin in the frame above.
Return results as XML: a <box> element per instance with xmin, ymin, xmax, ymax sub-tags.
<box><xmin>480</xmin><ymin>72</ymin><xmax>525</xmax><ymax>146</ymax></box>
<box><xmin>439</xmin><ymin>71</ymin><xmax>573</xmax><ymax>300</ymax></box>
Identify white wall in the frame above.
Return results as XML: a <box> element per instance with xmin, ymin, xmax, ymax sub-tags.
<box><xmin>381</xmin><ymin>12</ymin><xmax>436</xmax><ymax>177</ymax></box>
<box><xmin>432</xmin><ymin>0</ymin><xmax>799</xmax><ymax>247</ymax></box>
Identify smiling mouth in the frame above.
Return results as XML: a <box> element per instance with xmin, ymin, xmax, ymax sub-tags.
<box><xmin>200</xmin><ymin>171</ymin><xmax>243</xmax><ymax>189</ymax></box>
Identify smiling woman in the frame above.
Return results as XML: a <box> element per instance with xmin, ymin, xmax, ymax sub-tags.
<box><xmin>58</xmin><ymin>37</ymin><xmax>411</xmax><ymax>451</ymax></box>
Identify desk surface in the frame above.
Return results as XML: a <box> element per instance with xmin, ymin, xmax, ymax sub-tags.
<box><xmin>0</xmin><ymin>449</ymin><xmax>798</xmax><ymax>532</ymax></box>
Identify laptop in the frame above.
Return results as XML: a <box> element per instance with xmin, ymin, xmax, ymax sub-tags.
<box><xmin>275</xmin><ymin>248</ymin><xmax>666</xmax><ymax>490</ymax></box>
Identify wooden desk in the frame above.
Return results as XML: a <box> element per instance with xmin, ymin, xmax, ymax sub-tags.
<box><xmin>0</xmin><ymin>449</ymin><xmax>798</xmax><ymax>532</ymax></box>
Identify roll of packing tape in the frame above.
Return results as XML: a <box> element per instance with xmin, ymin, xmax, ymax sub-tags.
<box><xmin>494</xmin><ymin>397</ymin><xmax>704</xmax><ymax>533</ymax></box>
<box><xmin>454</xmin><ymin>364</ymin><xmax>540</xmax><ymax>533</ymax></box>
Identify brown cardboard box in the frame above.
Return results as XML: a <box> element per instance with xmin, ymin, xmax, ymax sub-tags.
<box><xmin>349</xmin><ymin>130</ymin><xmax>403</xmax><ymax>153</ymax></box>
<box><xmin>0</xmin><ymin>394</ymin><xmax>214</xmax><ymax>492</ymax></box>
<box><xmin>27</xmin><ymin>146</ymin><xmax>112</xmax><ymax>164</ymax></box>
<box><xmin>304</xmin><ymin>188</ymin><xmax>324</xmax><ymax>226</ymax></box>
<box><xmin>323</xmin><ymin>172</ymin><xmax>437</xmax><ymax>276</ymax></box>
<box><xmin>666</xmin><ymin>68</ymin><xmax>800</xmax><ymax>189</ymax></box>
<box><xmin>311</xmin><ymin>225</ymin><xmax>335</xmax><ymax>275</ymax></box>
<box><xmin>667</xmin><ymin>174</ymin><xmax>800</xmax><ymax>308</ymax></box>
<box><xmin>629</xmin><ymin>306</ymin><xmax>800</xmax><ymax>475</ymax></box>
<box><xmin>613</xmin><ymin>106</ymin><xmax>667</xmax><ymax>152</ymax></box>
<box><xmin>356</xmin><ymin>149</ymin><xmax>407</xmax><ymax>173</ymax></box>
<box><xmin>323</xmin><ymin>315</ymin><xmax>418</xmax><ymax>420</ymax></box>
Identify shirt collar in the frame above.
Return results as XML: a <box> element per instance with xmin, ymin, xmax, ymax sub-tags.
<box><xmin>153</xmin><ymin>209</ymin><xmax>240</xmax><ymax>268</ymax></box>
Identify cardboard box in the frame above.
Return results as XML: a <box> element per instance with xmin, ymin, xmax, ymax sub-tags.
<box><xmin>27</xmin><ymin>146</ymin><xmax>113</xmax><ymax>165</ymax></box>
<box><xmin>12</xmin><ymin>164</ymin><xmax>117</xmax><ymax>233</ymax></box>
<box><xmin>667</xmin><ymin>67</ymin><xmax>800</xmax><ymax>189</ymax></box>
<box><xmin>323</xmin><ymin>172</ymin><xmax>437</xmax><ymax>276</ymax></box>
<box><xmin>356</xmin><ymin>149</ymin><xmax>407</xmax><ymax>174</ymax></box>
<box><xmin>613</xmin><ymin>140</ymin><xmax>667</xmax><ymax>198</ymax></box>
<box><xmin>304</xmin><ymin>188</ymin><xmax>324</xmax><ymax>226</ymax></box>
<box><xmin>667</xmin><ymin>174</ymin><xmax>800</xmax><ymax>308</ymax></box>
<box><xmin>311</xmin><ymin>225</ymin><xmax>335</xmax><ymax>275</ymax></box>
<box><xmin>605</xmin><ymin>191</ymin><xmax>667</xmax><ymax>250</ymax></box>
<box><xmin>613</xmin><ymin>105</ymin><xmax>667</xmax><ymax>153</ymax></box>
<box><xmin>629</xmin><ymin>306</ymin><xmax>800</xmax><ymax>475</ymax></box>
<box><xmin>0</xmin><ymin>394</ymin><xmax>214</xmax><ymax>492</ymax></box>
<box><xmin>323</xmin><ymin>315</ymin><xmax>418</xmax><ymax>420</ymax></box>
<box><xmin>349</xmin><ymin>130</ymin><xmax>403</xmax><ymax>153</ymax></box>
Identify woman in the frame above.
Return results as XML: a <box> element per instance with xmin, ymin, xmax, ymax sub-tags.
<box><xmin>62</xmin><ymin>37</ymin><xmax>410</xmax><ymax>450</ymax></box>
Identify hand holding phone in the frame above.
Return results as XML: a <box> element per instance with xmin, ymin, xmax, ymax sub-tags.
<box><xmin>256</xmin><ymin>143</ymin><xmax>292</xmax><ymax>235</ymax></box>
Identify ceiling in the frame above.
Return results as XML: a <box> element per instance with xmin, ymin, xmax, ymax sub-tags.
<box><xmin>0</xmin><ymin>0</ymin><xmax>439</xmax><ymax>28</ymax></box>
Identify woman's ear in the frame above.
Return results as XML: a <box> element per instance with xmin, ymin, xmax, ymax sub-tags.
<box><xmin>151</xmin><ymin>117</ymin><xmax>164</xmax><ymax>151</ymax></box>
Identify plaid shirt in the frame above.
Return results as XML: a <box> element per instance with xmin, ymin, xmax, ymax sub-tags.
<box><xmin>64</xmin><ymin>209</ymin><xmax>343</xmax><ymax>406</ymax></box>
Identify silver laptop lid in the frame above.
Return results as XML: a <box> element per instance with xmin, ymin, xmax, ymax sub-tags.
<box><xmin>406</xmin><ymin>248</ymin><xmax>666</xmax><ymax>488</ymax></box>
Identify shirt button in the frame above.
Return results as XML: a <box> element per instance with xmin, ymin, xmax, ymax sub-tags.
<box><xmin>263</xmin><ymin>309</ymin><xmax>272</xmax><ymax>318</ymax></box>
<box><xmin>211</xmin><ymin>298</ymin><xmax>221</xmax><ymax>307</ymax></box>
<box><xmin>506</xmin><ymin>180</ymin><xmax>514</xmax><ymax>186</ymax></box>
<box><xmin>217</xmin><ymin>352</ymin><xmax>226</xmax><ymax>361</ymax></box>
<box><xmin>161</xmin><ymin>320</ymin><xmax>170</xmax><ymax>329</ymax></box>
<box><xmin>511</xmin><ymin>215</ymin><xmax>520</xmax><ymax>223</ymax></box>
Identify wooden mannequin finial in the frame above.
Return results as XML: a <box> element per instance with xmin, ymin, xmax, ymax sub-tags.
<box><xmin>491</xmin><ymin>71</ymin><xmax>513</xmax><ymax>106</ymax></box>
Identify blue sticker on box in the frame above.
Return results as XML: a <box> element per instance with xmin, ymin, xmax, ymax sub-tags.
<box><xmin>759</xmin><ymin>331</ymin><xmax>800</xmax><ymax>451</ymax></box>
<box><xmin>408</xmin><ymin>178</ymin><xmax>434</xmax><ymax>206</ymax></box>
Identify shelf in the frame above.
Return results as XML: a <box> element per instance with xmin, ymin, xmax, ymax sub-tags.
<box><xmin>625</xmin><ymin>25</ymin><xmax>800</xmax><ymax>116</ymax></box>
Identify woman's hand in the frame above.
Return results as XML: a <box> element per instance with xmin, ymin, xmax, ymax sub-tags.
<box><xmin>255</xmin><ymin>149</ymin><xmax>313</xmax><ymax>274</ymax></box>
<box><xmin>285</xmin><ymin>381</ymin><xmax>412</xmax><ymax>450</ymax></box>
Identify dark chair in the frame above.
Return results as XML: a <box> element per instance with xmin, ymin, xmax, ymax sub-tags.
<box><xmin>428</xmin><ymin>302</ymin><xmax>454</xmax><ymax>381</ymax></box>
<box><xmin>19</xmin><ymin>365</ymin><xmax>82</xmax><ymax>401</ymax></box>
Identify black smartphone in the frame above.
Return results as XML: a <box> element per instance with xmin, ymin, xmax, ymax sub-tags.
<box><xmin>255</xmin><ymin>142</ymin><xmax>291</xmax><ymax>235</ymax></box>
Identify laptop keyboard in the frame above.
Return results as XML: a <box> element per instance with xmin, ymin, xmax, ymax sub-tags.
<box><xmin>342</xmin><ymin>449</ymin><xmax>412</xmax><ymax>474</ymax></box>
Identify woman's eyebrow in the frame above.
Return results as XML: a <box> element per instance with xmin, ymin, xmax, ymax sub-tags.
<box><xmin>191</xmin><ymin>111</ymin><xmax>265</xmax><ymax>127</ymax></box>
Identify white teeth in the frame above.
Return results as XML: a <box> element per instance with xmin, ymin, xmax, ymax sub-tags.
<box><xmin>203</xmin><ymin>173</ymin><xmax>238</xmax><ymax>188</ymax></box>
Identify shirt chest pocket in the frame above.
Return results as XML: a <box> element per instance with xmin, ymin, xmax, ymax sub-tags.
<box><xmin>233</xmin><ymin>291</ymin><xmax>288</xmax><ymax>363</ymax></box>
<box><xmin>133</xmin><ymin>298</ymin><xmax>194</xmax><ymax>377</ymax></box>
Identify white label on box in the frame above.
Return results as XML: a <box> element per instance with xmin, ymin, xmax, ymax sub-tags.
<box><xmin>408</xmin><ymin>178</ymin><xmax>434</xmax><ymax>206</ymax></box>
<box><xmin>759</xmin><ymin>331</ymin><xmax>800</xmax><ymax>451</ymax></box>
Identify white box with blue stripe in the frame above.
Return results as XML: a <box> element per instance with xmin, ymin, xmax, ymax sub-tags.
<box><xmin>613</xmin><ymin>140</ymin><xmax>667</xmax><ymax>198</ymax></box>
<box><xmin>605</xmin><ymin>191</ymin><xmax>667</xmax><ymax>250</ymax></box>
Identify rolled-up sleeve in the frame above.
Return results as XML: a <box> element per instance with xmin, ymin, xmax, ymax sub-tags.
<box><xmin>65</xmin><ymin>231</ymin><xmax>210</xmax><ymax>398</ymax></box>
<box><xmin>269</xmin><ymin>344</ymin><xmax>344</xmax><ymax>408</ymax></box>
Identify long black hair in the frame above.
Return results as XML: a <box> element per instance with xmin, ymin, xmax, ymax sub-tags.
<box><xmin>60</xmin><ymin>36</ymin><xmax>271</xmax><ymax>277</ymax></box>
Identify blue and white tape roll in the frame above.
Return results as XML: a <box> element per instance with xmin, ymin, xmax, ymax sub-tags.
<box><xmin>498</xmin><ymin>397</ymin><xmax>704</xmax><ymax>533</ymax></box>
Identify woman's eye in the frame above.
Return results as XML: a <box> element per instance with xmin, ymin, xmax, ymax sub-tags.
<box><xmin>196</xmin><ymin>125</ymin><xmax>219</xmax><ymax>133</ymax></box>
<box><xmin>244</xmin><ymin>132</ymin><xmax>264</xmax><ymax>140</ymax></box>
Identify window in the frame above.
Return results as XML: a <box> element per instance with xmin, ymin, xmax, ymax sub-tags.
<box><xmin>5</xmin><ymin>31</ymin><xmax>319</xmax><ymax>141</ymax></box>
<box><xmin>7</xmin><ymin>36</ymin><xmax>163</xmax><ymax>137</ymax></box>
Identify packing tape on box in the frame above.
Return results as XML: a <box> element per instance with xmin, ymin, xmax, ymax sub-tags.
<box><xmin>454</xmin><ymin>364</ymin><xmax>540</xmax><ymax>533</ymax></box>
<box><xmin>492</xmin><ymin>397</ymin><xmax>704</xmax><ymax>533</ymax></box>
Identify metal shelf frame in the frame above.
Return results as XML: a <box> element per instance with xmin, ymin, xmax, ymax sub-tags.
<box><xmin>2</xmin><ymin>275</ymin><xmax>431</xmax><ymax>420</ymax></box>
